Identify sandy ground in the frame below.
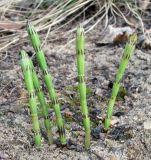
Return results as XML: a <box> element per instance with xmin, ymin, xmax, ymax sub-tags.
<box><xmin>1</xmin><ymin>22</ymin><xmax>151</xmax><ymax>160</ymax></box>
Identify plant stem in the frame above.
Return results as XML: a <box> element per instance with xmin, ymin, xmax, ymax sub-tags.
<box><xmin>20</xmin><ymin>50</ymin><xmax>41</xmax><ymax>146</ymax></box>
<box><xmin>26</xmin><ymin>22</ymin><xmax>66</xmax><ymax>145</ymax></box>
<box><xmin>76</xmin><ymin>25</ymin><xmax>91</xmax><ymax>149</ymax></box>
<box><xmin>29</xmin><ymin>59</ymin><xmax>53</xmax><ymax>144</ymax></box>
<box><xmin>104</xmin><ymin>33</ymin><xmax>137</xmax><ymax>130</ymax></box>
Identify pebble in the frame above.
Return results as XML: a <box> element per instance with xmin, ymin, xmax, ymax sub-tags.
<box><xmin>91</xmin><ymin>126</ymin><xmax>102</xmax><ymax>139</ymax></box>
<box><xmin>144</xmin><ymin>119</ymin><xmax>151</xmax><ymax>130</ymax></box>
<box><xmin>110</xmin><ymin>155</ymin><xmax>118</xmax><ymax>160</ymax></box>
<box><xmin>114</xmin><ymin>111</ymin><xmax>125</xmax><ymax>117</ymax></box>
<box><xmin>110</xmin><ymin>116</ymin><xmax>120</xmax><ymax>126</ymax></box>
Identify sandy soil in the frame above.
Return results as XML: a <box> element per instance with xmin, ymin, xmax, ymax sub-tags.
<box><xmin>1</xmin><ymin>21</ymin><xmax>151</xmax><ymax>160</ymax></box>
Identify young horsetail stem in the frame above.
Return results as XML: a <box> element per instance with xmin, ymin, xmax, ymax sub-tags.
<box><xmin>29</xmin><ymin>60</ymin><xmax>53</xmax><ymax>144</ymax></box>
<box><xmin>76</xmin><ymin>25</ymin><xmax>91</xmax><ymax>149</ymax></box>
<box><xmin>104</xmin><ymin>33</ymin><xmax>137</xmax><ymax>130</ymax></box>
<box><xmin>20</xmin><ymin>50</ymin><xmax>41</xmax><ymax>146</ymax></box>
<box><xmin>26</xmin><ymin>22</ymin><xmax>66</xmax><ymax>145</ymax></box>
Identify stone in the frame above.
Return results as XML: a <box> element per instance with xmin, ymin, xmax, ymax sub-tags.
<box><xmin>144</xmin><ymin>119</ymin><xmax>151</xmax><ymax>130</ymax></box>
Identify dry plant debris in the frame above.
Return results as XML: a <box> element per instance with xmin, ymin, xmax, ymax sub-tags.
<box><xmin>0</xmin><ymin>0</ymin><xmax>146</xmax><ymax>51</ymax></box>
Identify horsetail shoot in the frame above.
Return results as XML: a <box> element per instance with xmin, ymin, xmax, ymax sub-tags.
<box><xmin>76</xmin><ymin>25</ymin><xmax>91</xmax><ymax>149</ymax></box>
<box><xmin>1</xmin><ymin>1</ymin><xmax>150</xmax><ymax>159</ymax></box>
<box><xmin>104</xmin><ymin>33</ymin><xmax>137</xmax><ymax>130</ymax></box>
<box><xmin>19</xmin><ymin>23</ymin><xmax>137</xmax><ymax>149</ymax></box>
<box><xmin>26</xmin><ymin>22</ymin><xmax>66</xmax><ymax>145</ymax></box>
<box><xmin>20</xmin><ymin>50</ymin><xmax>41</xmax><ymax>146</ymax></box>
<box><xmin>29</xmin><ymin>59</ymin><xmax>53</xmax><ymax>144</ymax></box>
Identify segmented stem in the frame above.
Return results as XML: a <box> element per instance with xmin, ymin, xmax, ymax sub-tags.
<box><xmin>29</xmin><ymin>60</ymin><xmax>53</xmax><ymax>144</ymax></box>
<box><xmin>76</xmin><ymin>25</ymin><xmax>91</xmax><ymax>149</ymax></box>
<box><xmin>20</xmin><ymin>50</ymin><xmax>41</xmax><ymax>146</ymax></box>
<box><xmin>26</xmin><ymin>22</ymin><xmax>66</xmax><ymax>145</ymax></box>
<box><xmin>104</xmin><ymin>33</ymin><xmax>137</xmax><ymax>130</ymax></box>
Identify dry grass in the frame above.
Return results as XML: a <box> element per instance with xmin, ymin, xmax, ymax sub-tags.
<box><xmin>0</xmin><ymin>0</ymin><xmax>146</xmax><ymax>51</ymax></box>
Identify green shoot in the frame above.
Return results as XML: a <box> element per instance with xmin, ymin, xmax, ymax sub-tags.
<box><xmin>104</xmin><ymin>33</ymin><xmax>137</xmax><ymax>130</ymax></box>
<box><xmin>76</xmin><ymin>25</ymin><xmax>91</xmax><ymax>149</ymax></box>
<box><xmin>29</xmin><ymin>59</ymin><xmax>53</xmax><ymax>144</ymax></box>
<box><xmin>26</xmin><ymin>22</ymin><xmax>66</xmax><ymax>145</ymax></box>
<box><xmin>20</xmin><ymin>50</ymin><xmax>41</xmax><ymax>146</ymax></box>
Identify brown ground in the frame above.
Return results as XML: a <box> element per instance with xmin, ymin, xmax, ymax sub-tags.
<box><xmin>1</xmin><ymin>9</ymin><xmax>151</xmax><ymax>160</ymax></box>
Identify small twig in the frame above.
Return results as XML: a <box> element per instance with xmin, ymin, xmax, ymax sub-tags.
<box><xmin>0</xmin><ymin>80</ymin><xmax>12</xmax><ymax>95</ymax></box>
<box><xmin>9</xmin><ymin>86</ymin><xmax>19</xmax><ymax>97</ymax></box>
<box><xmin>0</xmin><ymin>50</ymin><xmax>8</xmax><ymax>62</ymax></box>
